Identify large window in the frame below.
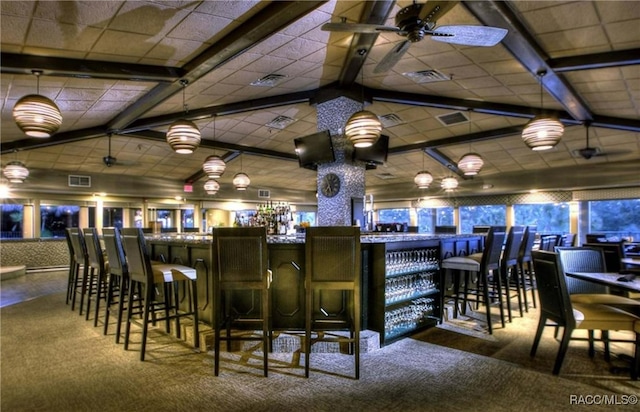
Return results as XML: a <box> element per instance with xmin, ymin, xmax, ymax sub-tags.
<box><xmin>41</xmin><ymin>205</ymin><xmax>79</xmax><ymax>238</ymax></box>
<box><xmin>514</xmin><ymin>203</ymin><xmax>570</xmax><ymax>234</ymax></box>
<box><xmin>181</xmin><ymin>209</ymin><xmax>195</xmax><ymax>229</ymax></box>
<box><xmin>296</xmin><ymin>211</ymin><xmax>316</xmax><ymax>227</ymax></box>
<box><xmin>1</xmin><ymin>203</ymin><xmax>24</xmax><ymax>239</ymax></box>
<box><xmin>103</xmin><ymin>207</ymin><xmax>123</xmax><ymax>228</ymax></box>
<box><xmin>589</xmin><ymin>199</ymin><xmax>640</xmax><ymax>241</ymax></box>
<box><xmin>459</xmin><ymin>205</ymin><xmax>506</xmax><ymax>234</ymax></box>
<box><xmin>378</xmin><ymin>208</ymin><xmax>410</xmax><ymax>224</ymax></box>
<box><xmin>417</xmin><ymin>208</ymin><xmax>435</xmax><ymax>233</ymax></box>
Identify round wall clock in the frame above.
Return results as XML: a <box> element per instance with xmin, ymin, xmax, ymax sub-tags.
<box><xmin>320</xmin><ymin>173</ymin><xmax>341</xmax><ymax>197</ymax></box>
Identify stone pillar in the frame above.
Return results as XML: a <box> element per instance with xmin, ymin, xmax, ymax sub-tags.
<box><xmin>316</xmin><ymin>96</ymin><xmax>366</xmax><ymax>226</ymax></box>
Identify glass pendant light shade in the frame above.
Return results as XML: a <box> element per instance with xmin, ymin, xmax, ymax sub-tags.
<box><xmin>414</xmin><ymin>171</ymin><xmax>433</xmax><ymax>189</ymax></box>
<box><xmin>233</xmin><ymin>172</ymin><xmax>250</xmax><ymax>190</ymax></box>
<box><xmin>3</xmin><ymin>161</ymin><xmax>29</xmax><ymax>183</ymax></box>
<box><xmin>345</xmin><ymin>110</ymin><xmax>382</xmax><ymax>147</ymax></box>
<box><xmin>441</xmin><ymin>176</ymin><xmax>458</xmax><ymax>191</ymax></box>
<box><xmin>522</xmin><ymin>116</ymin><xmax>564</xmax><ymax>151</ymax></box>
<box><xmin>202</xmin><ymin>155</ymin><xmax>226</xmax><ymax>178</ymax></box>
<box><xmin>166</xmin><ymin>119</ymin><xmax>201</xmax><ymax>154</ymax></box>
<box><xmin>13</xmin><ymin>94</ymin><xmax>62</xmax><ymax>138</ymax></box>
<box><xmin>203</xmin><ymin>178</ymin><xmax>220</xmax><ymax>195</ymax></box>
<box><xmin>458</xmin><ymin>153</ymin><xmax>484</xmax><ymax>175</ymax></box>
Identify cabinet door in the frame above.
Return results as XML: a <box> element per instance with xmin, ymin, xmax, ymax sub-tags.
<box><xmin>270</xmin><ymin>245</ymin><xmax>305</xmax><ymax>329</ymax></box>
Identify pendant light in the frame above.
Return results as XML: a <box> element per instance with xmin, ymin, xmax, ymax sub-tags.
<box><xmin>441</xmin><ymin>176</ymin><xmax>458</xmax><ymax>192</ymax></box>
<box><xmin>457</xmin><ymin>111</ymin><xmax>484</xmax><ymax>176</ymax></box>
<box><xmin>12</xmin><ymin>70</ymin><xmax>62</xmax><ymax>138</ymax></box>
<box><xmin>345</xmin><ymin>56</ymin><xmax>382</xmax><ymax>148</ymax></box>
<box><xmin>3</xmin><ymin>161</ymin><xmax>29</xmax><ymax>183</ymax></box>
<box><xmin>202</xmin><ymin>115</ymin><xmax>226</xmax><ymax>179</ymax></box>
<box><xmin>203</xmin><ymin>178</ymin><xmax>220</xmax><ymax>195</ymax></box>
<box><xmin>413</xmin><ymin>150</ymin><xmax>433</xmax><ymax>189</ymax></box>
<box><xmin>166</xmin><ymin>79</ymin><xmax>201</xmax><ymax>154</ymax></box>
<box><xmin>522</xmin><ymin>70</ymin><xmax>564</xmax><ymax>151</ymax></box>
<box><xmin>233</xmin><ymin>153</ymin><xmax>250</xmax><ymax>190</ymax></box>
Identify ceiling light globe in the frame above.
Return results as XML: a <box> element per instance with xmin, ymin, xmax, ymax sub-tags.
<box><xmin>203</xmin><ymin>178</ymin><xmax>220</xmax><ymax>195</ymax></box>
<box><xmin>233</xmin><ymin>172</ymin><xmax>251</xmax><ymax>190</ymax></box>
<box><xmin>345</xmin><ymin>110</ymin><xmax>382</xmax><ymax>148</ymax></box>
<box><xmin>12</xmin><ymin>94</ymin><xmax>62</xmax><ymax>138</ymax></box>
<box><xmin>3</xmin><ymin>161</ymin><xmax>29</xmax><ymax>183</ymax></box>
<box><xmin>441</xmin><ymin>176</ymin><xmax>458</xmax><ymax>191</ymax></box>
<box><xmin>522</xmin><ymin>116</ymin><xmax>564</xmax><ymax>151</ymax></box>
<box><xmin>202</xmin><ymin>155</ymin><xmax>226</xmax><ymax>179</ymax></box>
<box><xmin>166</xmin><ymin>119</ymin><xmax>201</xmax><ymax>154</ymax></box>
<box><xmin>414</xmin><ymin>171</ymin><xmax>433</xmax><ymax>189</ymax></box>
<box><xmin>458</xmin><ymin>153</ymin><xmax>484</xmax><ymax>176</ymax></box>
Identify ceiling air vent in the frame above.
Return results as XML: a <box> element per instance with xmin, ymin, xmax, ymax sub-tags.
<box><xmin>266</xmin><ymin>115</ymin><xmax>296</xmax><ymax>130</ymax></box>
<box><xmin>437</xmin><ymin>111</ymin><xmax>469</xmax><ymax>126</ymax></box>
<box><xmin>68</xmin><ymin>175</ymin><xmax>91</xmax><ymax>188</ymax></box>
<box><xmin>250</xmin><ymin>74</ymin><xmax>287</xmax><ymax>87</ymax></box>
<box><xmin>403</xmin><ymin>69</ymin><xmax>450</xmax><ymax>83</ymax></box>
<box><xmin>375</xmin><ymin>172</ymin><xmax>396</xmax><ymax>180</ymax></box>
<box><xmin>379</xmin><ymin>113</ymin><xmax>405</xmax><ymax>127</ymax></box>
<box><xmin>258</xmin><ymin>189</ymin><xmax>270</xmax><ymax>198</ymax></box>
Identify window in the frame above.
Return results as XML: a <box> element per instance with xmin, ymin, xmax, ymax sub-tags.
<box><xmin>589</xmin><ymin>199</ymin><xmax>640</xmax><ymax>241</ymax></box>
<box><xmin>103</xmin><ymin>207</ymin><xmax>123</xmax><ymax>228</ymax></box>
<box><xmin>514</xmin><ymin>203</ymin><xmax>570</xmax><ymax>234</ymax></box>
<box><xmin>459</xmin><ymin>205</ymin><xmax>506</xmax><ymax>234</ymax></box>
<box><xmin>437</xmin><ymin>207</ymin><xmax>454</xmax><ymax>226</ymax></box>
<box><xmin>41</xmin><ymin>205</ymin><xmax>79</xmax><ymax>238</ymax></box>
<box><xmin>181</xmin><ymin>209</ymin><xmax>195</xmax><ymax>229</ymax></box>
<box><xmin>1</xmin><ymin>203</ymin><xmax>24</xmax><ymax>239</ymax></box>
<box><xmin>378</xmin><ymin>208</ymin><xmax>410</xmax><ymax>224</ymax></box>
<box><xmin>417</xmin><ymin>208</ymin><xmax>435</xmax><ymax>233</ymax></box>
<box><xmin>296</xmin><ymin>211</ymin><xmax>316</xmax><ymax>227</ymax></box>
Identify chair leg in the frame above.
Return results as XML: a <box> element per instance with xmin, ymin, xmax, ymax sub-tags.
<box><xmin>124</xmin><ymin>280</ymin><xmax>135</xmax><ymax>351</ymax></box>
<box><xmin>214</xmin><ymin>283</ymin><xmax>221</xmax><ymax>376</ymax></box>
<box><xmin>85</xmin><ymin>268</ymin><xmax>95</xmax><ymax>321</ymax></box>
<box><xmin>261</xmin><ymin>287</ymin><xmax>269</xmax><ymax>377</ymax></box>
<box><xmin>115</xmin><ymin>275</ymin><xmax>127</xmax><ymax>344</ymax></box>
<box><xmin>191</xmin><ymin>279</ymin><xmax>200</xmax><ymax>351</ymax></box>
<box><xmin>602</xmin><ymin>330</ymin><xmax>610</xmax><ymax>362</ymax></box>
<box><xmin>633</xmin><ymin>332</ymin><xmax>639</xmax><ymax>380</ymax></box>
<box><xmin>530</xmin><ymin>316</ymin><xmax>547</xmax><ymax>357</ymax></box>
<box><xmin>354</xmin><ymin>290</ymin><xmax>361</xmax><ymax>380</ymax></box>
<box><xmin>587</xmin><ymin>330</ymin><xmax>595</xmax><ymax>358</ymax></box>
<box><xmin>501</xmin><ymin>267</ymin><xmax>512</xmax><ymax>324</ymax></box>
<box><xmin>481</xmin><ymin>272</ymin><xmax>493</xmax><ymax>334</ymax></box>
<box><xmin>553</xmin><ymin>327</ymin><xmax>573</xmax><ymax>375</ymax></box>
<box><xmin>140</xmin><ymin>287</ymin><xmax>152</xmax><ymax>362</ymax></box>
<box><xmin>512</xmin><ymin>265</ymin><xmax>524</xmax><ymax>317</ymax></box>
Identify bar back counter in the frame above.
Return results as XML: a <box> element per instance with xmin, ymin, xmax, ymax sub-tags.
<box><xmin>145</xmin><ymin>232</ymin><xmax>483</xmax><ymax>346</ymax></box>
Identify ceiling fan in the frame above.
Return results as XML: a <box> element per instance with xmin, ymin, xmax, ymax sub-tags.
<box><xmin>322</xmin><ymin>0</ymin><xmax>508</xmax><ymax>73</ymax></box>
<box><xmin>100</xmin><ymin>133</ymin><xmax>138</xmax><ymax>167</ymax></box>
<box><xmin>573</xmin><ymin>123</ymin><xmax>628</xmax><ymax>160</ymax></box>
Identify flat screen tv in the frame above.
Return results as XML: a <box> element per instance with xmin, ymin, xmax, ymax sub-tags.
<box><xmin>353</xmin><ymin>134</ymin><xmax>389</xmax><ymax>168</ymax></box>
<box><xmin>294</xmin><ymin>130</ymin><xmax>335</xmax><ymax>170</ymax></box>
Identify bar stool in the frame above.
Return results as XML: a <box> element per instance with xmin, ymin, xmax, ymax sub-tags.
<box><xmin>68</xmin><ymin>228</ymin><xmax>89</xmax><ymax>314</ymax></box>
<box><xmin>304</xmin><ymin>226</ymin><xmax>361</xmax><ymax>379</ymax></box>
<box><xmin>212</xmin><ymin>227</ymin><xmax>271</xmax><ymax>377</ymax></box>
<box><xmin>120</xmin><ymin>228</ymin><xmax>199</xmax><ymax>361</ymax></box>
<box><xmin>64</xmin><ymin>228</ymin><xmax>77</xmax><ymax>305</ymax></box>
<box><xmin>517</xmin><ymin>226</ymin><xmax>537</xmax><ymax>310</ymax></box>
<box><xmin>83</xmin><ymin>228</ymin><xmax>109</xmax><ymax>326</ymax></box>
<box><xmin>501</xmin><ymin>226</ymin><xmax>525</xmax><ymax>321</ymax></box>
<box><xmin>442</xmin><ymin>227</ymin><xmax>506</xmax><ymax>334</ymax></box>
<box><xmin>102</xmin><ymin>227</ymin><xmax>133</xmax><ymax>342</ymax></box>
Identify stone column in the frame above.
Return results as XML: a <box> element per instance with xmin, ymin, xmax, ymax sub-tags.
<box><xmin>316</xmin><ymin>96</ymin><xmax>366</xmax><ymax>226</ymax></box>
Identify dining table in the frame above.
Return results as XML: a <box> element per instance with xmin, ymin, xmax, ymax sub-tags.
<box><xmin>565</xmin><ymin>270</ymin><xmax>640</xmax><ymax>294</ymax></box>
<box><xmin>621</xmin><ymin>257</ymin><xmax>640</xmax><ymax>268</ymax></box>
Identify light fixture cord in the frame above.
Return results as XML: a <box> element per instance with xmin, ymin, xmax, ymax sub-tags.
<box><xmin>182</xmin><ymin>84</ymin><xmax>188</xmax><ymax>114</ymax></box>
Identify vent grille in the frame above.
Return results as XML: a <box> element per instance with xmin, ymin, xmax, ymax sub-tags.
<box><xmin>258</xmin><ymin>189</ymin><xmax>270</xmax><ymax>198</ymax></box>
<box><xmin>379</xmin><ymin>113</ymin><xmax>404</xmax><ymax>127</ymax></box>
<box><xmin>437</xmin><ymin>111</ymin><xmax>469</xmax><ymax>126</ymax></box>
<box><xmin>250</xmin><ymin>74</ymin><xmax>287</xmax><ymax>87</ymax></box>
<box><xmin>266</xmin><ymin>115</ymin><xmax>296</xmax><ymax>130</ymax></box>
<box><xmin>68</xmin><ymin>175</ymin><xmax>91</xmax><ymax>187</ymax></box>
<box><xmin>375</xmin><ymin>172</ymin><xmax>396</xmax><ymax>180</ymax></box>
<box><xmin>403</xmin><ymin>69</ymin><xmax>450</xmax><ymax>83</ymax></box>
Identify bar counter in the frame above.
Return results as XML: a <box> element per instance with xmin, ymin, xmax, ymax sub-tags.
<box><xmin>147</xmin><ymin>232</ymin><xmax>483</xmax><ymax>345</ymax></box>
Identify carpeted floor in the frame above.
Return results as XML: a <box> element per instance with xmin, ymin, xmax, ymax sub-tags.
<box><xmin>1</xmin><ymin>273</ymin><xmax>639</xmax><ymax>412</ymax></box>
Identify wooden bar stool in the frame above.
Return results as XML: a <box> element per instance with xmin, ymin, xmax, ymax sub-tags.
<box><xmin>67</xmin><ymin>228</ymin><xmax>89</xmax><ymax>314</ymax></box>
<box><xmin>83</xmin><ymin>227</ymin><xmax>109</xmax><ymax>326</ymax></box>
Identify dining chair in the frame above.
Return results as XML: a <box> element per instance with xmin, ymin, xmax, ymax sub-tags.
<box><xmin>304</xmin><ymin>226</ymin><xmax>361</xmax><ymax>379</ymax></box>
<box><xmin>120</xmin><ymin>228</ymin><xmax>200</xmax><ymax>361</ymax></box>
<box><xmin>83</xmin><ymin>227</ymin><xmax>109</xmax><ymax>326</ymax></box>
<box><xmin>212</xmin><ymin>227</ymin><xmax>272</xmax><ymax>377</ymax></box>
<box><xmin>530</xmin><ymin>250</ymin><xmax>640</xmax><ymax>378</ymax></box>
<box><xmin>442</xmin><ymin>227</ymin><xmax>506</xmax><ymax>334</ymax></box>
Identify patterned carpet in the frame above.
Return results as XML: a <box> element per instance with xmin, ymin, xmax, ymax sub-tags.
<box><xmin>2</xmin><ymin>280</ymin><xmax>639</xmax><ymax>412</ymax></box>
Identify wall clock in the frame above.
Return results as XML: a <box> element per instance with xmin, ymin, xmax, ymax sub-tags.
<box><xmin>320</xmin><ymin>173</ymin><xmax>341</xmax><ymax>198</ymax></box>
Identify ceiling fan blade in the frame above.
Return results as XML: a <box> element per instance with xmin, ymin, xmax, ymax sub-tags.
<box><xmin>431</xmin><ymin>25</ymin><xmax>508</xmax><ymax>47</ymax></box>
<box><xmin>373</xmin><ymin>40</ymin><xmax>412</xmax><ymax>74</ymax></box>
<box><xmin>321</xmin><ymin>22</ymin><xmax>400</xmax><ymax>34</ymax></box>
<box><xmin>417</xmin><ymin>1</ymin><xmax>459</xmax><ymax>26</ymax></box>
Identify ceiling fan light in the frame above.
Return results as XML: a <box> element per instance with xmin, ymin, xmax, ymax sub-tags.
<box><xmin>441</xmin><ymin>176</ymin><xmax>458</xmax><ymax>191</ymax></box>
<box><xmin>522</xmin><ymin>116</ymin><xmax>564</xmax><ymax>151</ymax></box>
<box><xmin>166</xmin><ymin>119</ymin><xmax>201</xmax><ymax>154</ymax></box>
<box><xmin>414</xmin><ymin>171</ymin><xmax>433</xmax><ymax>189</ymax></box>
<box><xmin>233</xmin><ymin>172</ymin><xmax>250</xmax><ymax>190</ymax></box>
<box><xmin>202</xmin><ymin>155</ymin><xmax>226</xmax><ymax>179</ymax></box>
<box><xmin>3</xmin><ymin>161</ymin><xmax>29</xmax><ymax>183</ymax></box>
<box><xmin>345</xmin><ymin>110</ymin><xmax>382</xmax><ymax>147</ymax></box>
<box><xmin>458</xmin><ymin>152</ymin><xmax>484</xmax><ymax>176</ymax></box>
<box><xmin>203</xmin><ymin>178</ymin><xmax>220</xmax><ymax>195</ymax></box>
<box><xmin>12</xmin><ymin>94</ymin><xmax>62</xmax><ymax>138</ymax></box>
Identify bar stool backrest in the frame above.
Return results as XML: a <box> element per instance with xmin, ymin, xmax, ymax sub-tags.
<box><xmin>120</xmin><ymin>228</ymin><xmax>154</xmax><ymax>286</ymax></box>
<box><xmin>503</xmin><ymin>226</ymin><xmax>525</xmax><ymax>267</ymax></box>
<box><xmin>83</xmin><ymin>228</ymin><xmax>105</xmax><ymax>272</ymax></box>
<box><xmin>214</xmin><ymin>227</ymin><xmax>269</xmax><ymax>286</ymax></box>
<box><xmin>68</xmin><ymin>227</ymin><xmax>88</xmax><ymax>264</ymax></box>
<box><xmin>102</xmin><ymin>227</ymin><xmax>127</xmax><ymax>277</ymax></box>
<box><xmin>482</xmin><ymin>228</ymin><xmax>506</xmax><ymax>272</ymax></box>
<box><xmin>306</xmin><ymin>226</ymin><xmax>361</xmax><ymax>283</ymax></box>
<box><xmin>518</xmin><ymin>226</ymin><xmax>536</xmax><ymax>263</ymax></box>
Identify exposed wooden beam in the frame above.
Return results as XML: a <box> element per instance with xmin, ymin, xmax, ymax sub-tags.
<box><xmin>548</xmin><ymin>49</ymin><xmax>640</xmax><ymax>72</ymax></box>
